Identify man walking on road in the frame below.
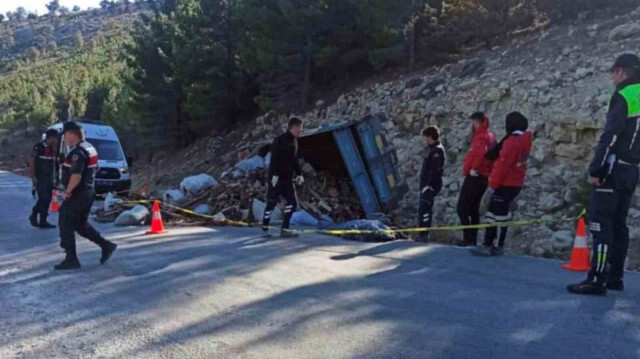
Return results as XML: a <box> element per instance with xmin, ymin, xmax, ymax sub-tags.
<box><xmin>262</xmin><ymin>117</ymin><xmax>305</xmax><ymax>238</ymax></box>
<box><xmin>417</xmin><ymin>126</ymin><xmax>446</xmax><ymax>243</ymax></box>
<box><xmin>55</xmin><ymin>121</ymin><xmax>117</xmax><ymax>270</ymax></box>
<box><xmin>28</xmin><ymin>129</ymin><xmax>59</xmax><ymax>229</ymax></box>
<box><xmin>568</xmin><ymin>54</ymin><xmax>640</xmax><ymax>295</ymax></box>
<box><xmin>457</xmin><ymin>112</ymin><xmax>496</xmax><ymax>247</ymax></box>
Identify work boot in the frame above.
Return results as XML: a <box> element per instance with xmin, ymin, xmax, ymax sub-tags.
<box><xmin>39</xmin><ymin>214</ymin><xmax>56</xmax><ymax>229</ymax></box>
<box><xmin>470</xmin><ymin>245</ymin><xmax>493</xmax><ymax>257</ymax></box>
<box><xmin>54</xmin><ymin>258</ymin><xmax>81</xmax><ymax>270</ymax></box>
<box><xmin>29</xmin><ymin>212</ymin><xmax>39</xmax><ymax>227</ymax></box>
<box><xmin>491</xmin><ymin>247</ymin><xmax>505</xmax><ymax>257</ymax></box>
<box><xmin>567</xmin><ymin>277</ymin><xmax>607</xmax><ymax>296</ymax></box>
<box><xmin>100</xmin><ymin>242</ymin><xmax>118</xmax><ymax>264</ymax></box>
<box><xmin>280</xmin><ymin>230</ymin><xmax>298</xmax><ymax>239</ymax></box>
<box><xmin>606</xmin><ymin>280</ymin><xmax>624</xmax><ymax>291</ymax></box>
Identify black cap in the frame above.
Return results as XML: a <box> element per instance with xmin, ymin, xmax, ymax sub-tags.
<box><xmin>62</xmin><ymin>121</ymin><xmax>82</xmax><ymax>133</ymax></box>
<box><xmin>610</xmin><ymin>54</ymin><xmax>640</xmax><ymax>71</ymax></box>
<box><xmin>45</xmin><ymin>128</ymin><xmax>59</xmax><ymax>138</ymax></box>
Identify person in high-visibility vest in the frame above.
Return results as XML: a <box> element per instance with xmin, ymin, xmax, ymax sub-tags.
<box><xmin>568</xmin><ymin>54</ymin><xmax>640</xmax><ymax>295</ymax></box>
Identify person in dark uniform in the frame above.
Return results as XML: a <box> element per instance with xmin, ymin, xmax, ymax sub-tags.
<box><xmin>28</xmin><ymin>129</ymin><xmax>59</xmax><ymax>229</ymax></box>
<box><xmin>262</xmin><ymin>117</ymin><xmax>305</xmax><ymax>238</ymax></box>
<box><xmin>417</xmin><ymin>126</ymin><xmax>445</xmax><ymax>242</ymax></box>
<box><xmin>55</xmin><ymin>121</ymin><xmax>117</xmax><ymax>270</ymax></box>
<box><xmin>568</xmin><ymin>54</ymin><xmax>640</xmax><ymax>295</ymax></box>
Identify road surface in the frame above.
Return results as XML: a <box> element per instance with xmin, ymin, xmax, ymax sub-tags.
<box><xmin>1</xmin><ymin>170</ymin><xmax>640</xmax><ymax>359</ymax></box>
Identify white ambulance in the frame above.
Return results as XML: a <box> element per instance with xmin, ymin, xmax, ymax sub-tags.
<box><xmin>48</xmin><ymin>120</ymin><xmax>132</xmax><ymax>196</ymax></box>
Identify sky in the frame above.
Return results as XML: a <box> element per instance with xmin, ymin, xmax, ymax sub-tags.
<box><xmin>0</xmin><ymin>0</ymin><xmax>103</xmax><ymax>16</ymax></box>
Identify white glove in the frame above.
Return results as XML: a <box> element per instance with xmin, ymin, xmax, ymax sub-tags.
<box><xmin>421</xmin><ymin>186</ymin><xmax>433</xmax><ymax>194</ymax></box>
<box><xmin>295</xmin><ymin>176</ymin><xmax>304</xmax><ymax>186</ymax></box>
<box><xmin>271</xmin><ymin>176</ymin><xmax>279</xmax><ymax>187</ymax></box>
<box><xmin>470</xmin><ymin>169</ymin><xmax>479</xmax><ymax>177</ymax></box>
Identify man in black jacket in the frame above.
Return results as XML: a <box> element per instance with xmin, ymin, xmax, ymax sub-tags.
<box><xmin>568</xmin><ymin>54</ymin><xmax>640</xmax><ymax>295</ymax></box>
<box><xmin>28</xmin><ymin>129</ymin><xmax>59</xmax><ymax>229</ymax></box>
<box><xmin>262</xmin><ymin>117</ymin><xmax>304</xmax><ymax>238</ymax></box>
<box><xmin>417</xmin><ymin>126</ymin><xmax>446</xmax><ymax>242</ymax></box>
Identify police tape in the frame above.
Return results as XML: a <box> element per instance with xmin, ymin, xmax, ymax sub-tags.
<box><xmin>120</xmin><ymin>198</ymin><xmax>586</xmax><ymax>236</ymax></box>
<box><xmin>122</xmin><ymin>199</ymin><xmax>251</xmax><ymax>227</ymax></box>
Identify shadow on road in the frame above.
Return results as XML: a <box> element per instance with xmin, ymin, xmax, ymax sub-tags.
<box><xmin>1</xmin><ymin>225</ymin><xmax>639</xmax><ymax>359</ymax></box>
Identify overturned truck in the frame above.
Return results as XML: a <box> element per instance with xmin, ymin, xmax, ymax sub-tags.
<box><xmin>295</xmin><ymin>113</ymin><xmax>408</xmax><ymax>220</ymax></box>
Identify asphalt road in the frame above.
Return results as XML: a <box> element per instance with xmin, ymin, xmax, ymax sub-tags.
<box><xmin>1</xmin><ymin>170</ymin><xmax>640</xmax><ymax>359</ymax></box>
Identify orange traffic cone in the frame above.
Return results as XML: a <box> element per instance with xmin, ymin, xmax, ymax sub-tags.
<box><xmin>562</xmin><ymin>217</ymin><xmax>591</xmax><ymax>271</ymax></box>
<box><xmin>49</xmin><ymin>190</ymin><xmax>60</xmax><ymax>213</ymax></box>
<box><xmin>146</xmin><ymin>200</ymin><xmax>167</xmax><ymax>234</ymax></box>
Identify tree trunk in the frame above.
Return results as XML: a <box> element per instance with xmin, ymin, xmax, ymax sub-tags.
<box><xmin>301</xmin><ymin>54</ymin><xmax>312</xmax><ymax>111</ymax></box>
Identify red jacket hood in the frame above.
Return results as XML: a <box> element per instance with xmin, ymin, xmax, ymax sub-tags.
<box><xmin>462</xmin><ymin>116</ymin><xmax>495</xmax><ymax>177</ymax></box>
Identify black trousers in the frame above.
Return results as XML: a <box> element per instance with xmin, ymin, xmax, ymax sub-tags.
<box><xmin>418</xmin><ymin>188</ymin><xmax>438</xmax><ymax>240</ymax></box>
<box><xmin>589</xmin><ymin>163</ymin><xmax>639</xmax><ymax>282</ymax></box>
<box><xmin>59</xmin><ymin>190</ymin><xmax>108</xmax><ymax>259</ymax></box>
<box><xmin>262</xmin><ymin>179</ymin><xmax>297</xmax><ymax>231</ymax></box>
<box><xmin>32</xmin><ymin>179</ymin><xmax>53</xmax><ymax>223</ymax></box>
<box><xmin>457</xmin><ymin>176</ymin><xmax>489</xmax><ymax>245</ymax></box>
<box><xmin>484</xmin><ymin>187</ymin><xmax>521</xmax><ymax>248</ymax></box>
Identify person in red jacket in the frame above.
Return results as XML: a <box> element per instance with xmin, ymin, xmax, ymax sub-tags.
<box><xmin>471</xmin><ymin>112</ymin><xmax>532</xmax><ymax>257</ymax></box>
<box><xmin>457</xmin><ymin>112</ymin><xmax>496</xmax><ymax>246</ymax></box>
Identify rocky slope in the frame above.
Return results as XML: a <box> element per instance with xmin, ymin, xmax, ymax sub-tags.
<box><xmin>213</xmin><ymin>6</ymin><xmax>640</xmax><ymax>267</ymax></box>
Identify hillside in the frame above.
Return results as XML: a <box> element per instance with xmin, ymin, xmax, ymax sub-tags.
<box><xmin>0</xmin><ymin>3</ymin><xmax>147</xmax><ymax>70</ymax></box>
<box><xmin>129</xmin><ymin>4</ymin><xmax>640</xmax><ymax>269</ymax></box>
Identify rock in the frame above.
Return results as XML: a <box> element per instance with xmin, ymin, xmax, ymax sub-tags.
<box><xmin>563</xmin><ymin>189</ymin><xmax>575</xmax><ymax>204</ymax></box>
<box><xmin>485</xmin><ymin>87</ymin><xmax>507</xmax><ymax>102</ymax></box>
<box><xmin>458</xmin><ymin>79</ymin><xmax>479</xmax><ymax>91</ymax></box>
<box><xmin>315</xmin><ymin>100</ymin><xmax>325</xmax><ymax>108</ymax></box>
<box><xmin>530</xmin><ymin>238</ymin><xmax>555</xmax><ymax>258</ymax></box>
<box><xmin>608</xmin><ymin>22</ymin><xmax>640</xmax><ymax>41</ymax></box>
<box><xmin>555</xmin><ymin>144</ymin><xmax>589</xmax><ymax>160</ymax></box>
<box><xmin>459</xmin><ymin>59</ymin><xmax>486</xmax><ymax>78</ymax></box>
<box><xmin>499</xmin><ymin>81</ymin><xmax>510</xmax><ymax>90</ymax></box>
<box><xmin>534</xmin><ymin>80</ymin><xmax>550</xmax><ymax>89</ymax></box>
<box><xmin>552</xmin><ymin>230</ymin><xmax>574</xmax><ymax>252</ymax></box>
<box><xmin>417</xmin><ymin>77</ymin><xmax>446</xmax><ymax>100</ymax></box>
<box><xmin>629</xmin><ymin>208</ymin><xmax>640</xmax><ymax>219</ymax></box>
<box><xmin>574</xmin><ymin>67</ymin><xmax>593</xmax><ymax>79</ymax></box>
<box><xmin>540</xmin><ymin>194</ymin><xmax>564</xmax><ymax>213</ymax></box>
<box><xmin>337</xmin><ymin>95</ymin><xmax>348</xmax><ymax>111</ymax></box>
<box><xmin>449</xmin><ymin>182</ymin><xmax>459</xmax><ymax>192</ymax></box>
<box><xmin>405</xmin><ymin>78</ymin><xmax>424</xmax><ymax>89</ymax></box>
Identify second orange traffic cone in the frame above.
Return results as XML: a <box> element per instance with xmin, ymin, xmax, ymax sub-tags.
<box><xmin>146</xmin><ymin>200</ymin><xmax>167</xmax><ymax>234</ymax></box>
<box><xmin>562</xmin><ymin>217</ymin><xmax>591</xmax><ymax>271</ymax></box>
<box><xmin>49</xmin><ymin>190</ymin><xmax>60</xmax><ymax>213</ymax></box>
